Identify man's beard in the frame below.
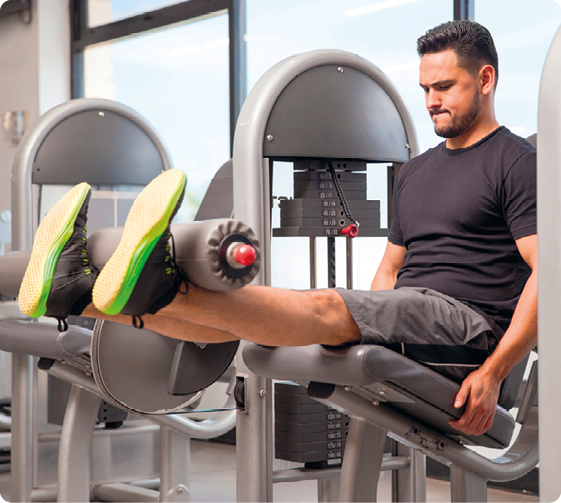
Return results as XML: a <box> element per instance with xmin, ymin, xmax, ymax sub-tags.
<box><xmin>431</xmin><ymin>91</ymin><xmax>482</xmax><ymax>139</ymax></box>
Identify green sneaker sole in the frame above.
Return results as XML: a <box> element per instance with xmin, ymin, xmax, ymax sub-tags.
<box><xmin>92</xmin><ymin>169</ymin><xmax>186</xmax><ymax>315</ymax></box>
<box><xmin>19</xmin><ymin>183</ymin><xmax>91</xmax><ymax>318</ymax></box>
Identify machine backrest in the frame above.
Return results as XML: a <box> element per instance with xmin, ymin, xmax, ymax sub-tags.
<box><xmin>12</xmin><ymin>98</ymin><xmax>171</xmax><ymax>251</ymax></box>
<box><xmin>194</xmin><ymin>160</ymin><xmax>233</xmax><ymax>221</ymax></box>
<box><xmin>262</xmin><ymin>64</ymin><xmax>411</xmax><ymax>162</ymax></box>
<box><xmin>31</xmin><ymin>105</ymin><xmax>167</xmax><ymax>186</ymax></box>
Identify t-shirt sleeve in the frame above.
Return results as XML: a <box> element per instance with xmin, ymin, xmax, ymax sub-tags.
<box><xmin>502</xmin><ymin>149</ymin><xmax>537</xmax><ymax>240</ymax></box>
<box><xmin>388</xmin><ymin>174</ymin><xmax>404</xmax><ymax>246</ymax></box>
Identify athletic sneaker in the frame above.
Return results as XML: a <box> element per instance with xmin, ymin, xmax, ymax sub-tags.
<box><xmin>92</xmin><ymin>169</ymin><xmax>187</xmax><ymax>322</ymax></box>
<box><xmin>18</xmin><ymin>183</ymin><xmax>98</xmax><ymax>331</ymax></box>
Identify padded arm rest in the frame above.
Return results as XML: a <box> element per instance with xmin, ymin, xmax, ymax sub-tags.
<box><xmin>0</xmin><ymin>319</ymin><xmax>92</xmax><ymax>360</ymax></box>
<box><xmin>243</xmin><ymin>344</ymin><xmax>516</xmax><ymax>449</ymax></box>
<box><xmin>243</xmin><ymin>344</ymin><xmax>385</xmax><ymax>386</ymax></box>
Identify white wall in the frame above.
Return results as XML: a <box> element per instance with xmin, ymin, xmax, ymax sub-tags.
<box><xmin>0</xmin><ymin>0</ymin><xmax>70</xmax><ymax>403</ymax></box>
<box><xmin>0</xmin><ymin>0</ymin><xmax>70</xmax><ymax>252</ymax></box>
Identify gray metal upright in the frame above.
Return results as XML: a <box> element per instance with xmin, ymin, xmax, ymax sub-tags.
<box><xmin>9</xmin><ymin>98</ymin><xmax>172</xmax><ymax>502</ymax></box>
<box><xmin>338</xmin><ymin>418</ymin><xmax>387</xmax><ymax>502</ymax></box>
<box><xmin>57</xmin><ymin>386</ymin><xmax>102</xmax><ymax>502</ymax></box>
<box><xmin>159</xmin><ymin>427</ymin><xmax>191</xmax><ymax>502</ymax></box>
<box><xmin>537</xmin><ymin>22</ymin><xmax>561</xmax><ymax>503</ymax></box>
<box><xmin>232</xmin><ymin>49</ymin><xmax>417</xmax><ymax>502</ymax></box>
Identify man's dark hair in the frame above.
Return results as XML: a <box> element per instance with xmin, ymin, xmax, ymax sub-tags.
<box><xmin>417</xmin><ymin>20</ymin><xmax>499</xmax><ymax>88</ymax></box>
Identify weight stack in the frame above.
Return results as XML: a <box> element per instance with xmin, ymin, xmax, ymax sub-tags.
<box><xmin>274</xmin><ymin>382</ymin><xmax>349</xmax><ymax>466</ymax></box>
<box><xmin>273</xmin><ymin>160</ymin><xmax>385</xmax><ymax>237</ymax></box>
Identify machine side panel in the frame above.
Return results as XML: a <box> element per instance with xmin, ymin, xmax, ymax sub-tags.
<box><xmin>32</xmin><ymin>110</ymin><xmax>165</xmax><ymax>185</ymax></box>
<box><xmin>263</xmin><ymin>65</ymin><xmax>410</xmax><ymax>163</ymax></box>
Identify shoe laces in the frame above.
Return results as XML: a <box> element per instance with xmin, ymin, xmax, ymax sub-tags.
<box><xmin>81</xmin><ymin>226</ymin><xmax>93</xmax><ymax>275</ymax></box>
<box><xmin>56</xmin><ymin>317</ymin><xmax>69</xmax><ymax>333</ymax></box>
<box><xmin>130</xmin><ymin>231</ymin><xmax>188</xmax><ymax>330</ymax></box>
<box><xmin>168</xmin><ymin>232</ymin><xmax>189</xmax><ymax>296</ymax></box>
<box><xmin>131</xmin><ymin>315</ymin><xmax>145</xmax><ymax>329</ymax></box>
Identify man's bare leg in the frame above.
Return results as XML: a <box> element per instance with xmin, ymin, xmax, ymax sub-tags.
<box><xmin>155</xmin><ymin>285</ymin><xmax>360</xmax><ymax>346</ymax></box>
<box><xmin>83</xmin><ymin>305</ymin><xmax>239</xmax><ymax>343</ymax></box>
<box><xmin>18</xmin><ymin>175</ymin><xmax>361</xmax><ymax>346</ymax></box>
<box><xmin>84</xmin><ymin>285</ymin><xmax>361</xmax><ymax>347</ymax></box>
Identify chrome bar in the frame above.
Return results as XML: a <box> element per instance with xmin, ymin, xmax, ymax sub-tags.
<box><xmin>160</xmin><ymin>427</ymin><xmax>191</xmax><ymax>502</ymax></box>
<box><xmin>346</xmin><ymin>236</ymin><xmax>353</xmax><ymax>290</ymax></box>
<box><xmin>57</xmin><ymin>385</ymin><xmax>102</xmax><ymax>502</ymax></box>
<box><xmin>47</xmin><ymin>361</ymin><xmax>237</xmax><ymax>439</ymax></box>
<box><xmin>392</xmin><ymin>443</ymin><xmax>426</xmax><ymax>502</ymax></box>
<box><xmin>339</xmin><ymin>417</ymin><xmax>387</xmax><ymax>502</ymax></box>
<box><xmin>310</xmin><ymin>236</ymin><xmax>317</xmax><ymax>289</ymax></box>
<box><xmin>30</xmin><ymin>489</ymin><xmax>57</xmax><ymax>502</ymax></box>
<box><xmin>317</xmin><ymin>385</ymin><xmax>538</xmax><ymax>483</ymax></box>
<box><xmin>272</xmin><ymin>454</ymin><xmax>410</xmax><ymax>483</ymax></box>
<box><xmin>91</xmin><ymin>483</ymin><xmax>159</xmax><ymax>503</ymax></box>
<box><xmin>450</xmin><ymin>467</ymin><xmax>487</xmax><ymax>503</ymax></box>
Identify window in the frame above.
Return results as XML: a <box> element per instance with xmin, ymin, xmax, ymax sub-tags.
<box><xmin>72</xmin><ymin>0</ymin><xmax>246</xmax><ymax>222</ymax></box>
<box><xmin>246</xmin><ymin>0</ymin><xmax>452</xmax><ymax>288</ymax></box>
<box><xmin>247</xmin><ymin>0</ymin><xmax>452</xmax><ymax>152</ymax></box>
<box><xmin>84</xmin><ymin>15</ymin><xmax>230</xmax><ymax>222</ymax></box>
<box><xmin>476</xmin><ymin>0</ymin><xmax>561</xmax><ymax>138</ymax></box>
<box><xmin>88</xmin><ymin>0</ymin><xmax>187</xmax><ymax>27</ymax></box>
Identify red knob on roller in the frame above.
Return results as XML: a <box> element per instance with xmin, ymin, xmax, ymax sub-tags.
<box><xmin>235</xmin><ymin>244</ymin><xmax>256</xmax><ymax>266</ymax></box>
<box><xmin>226</xmin><ymin>242</ymin><xmax>256</xmax><ymax>269</ymax></box>
<box><xmin>342</xmin><ymin>224</ymin><xmax>359</xmax><ymax>238</ymax></box>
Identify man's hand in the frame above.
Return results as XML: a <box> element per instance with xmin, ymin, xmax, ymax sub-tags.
<box><xmin>449</xmin><ymin>235</ymin><xmax>537</xmax><ymax>437</ymax></box>
<box><xmin>448</xmin><ymin>367</ymin><xmax>502</xmax><ymax>436</ymax></box>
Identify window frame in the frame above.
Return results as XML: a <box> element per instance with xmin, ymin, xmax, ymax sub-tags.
<box><xmin>70</xmin><ymin>0</ymin><xmax>470</xmax><ymax>152</ymax></box>
<box><xmin>70</xmin><ymin>0</ymin><xmax>247</xmax><ymax>154</ymax></box>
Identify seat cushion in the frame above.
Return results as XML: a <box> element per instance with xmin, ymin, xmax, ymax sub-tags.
<box><xmin>242</xmin><ymin>343</ymin><xmax>515</xmax><ymax>449</ymax></box>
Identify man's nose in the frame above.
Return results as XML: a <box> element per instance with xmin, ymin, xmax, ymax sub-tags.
<box><xmin>426</xmin><ymin>89</ymin><xmax>441</xmax><ymax>109</ymax></box>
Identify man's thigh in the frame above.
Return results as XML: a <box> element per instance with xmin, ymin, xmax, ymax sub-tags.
<box><xmin>335</xmin><ymin>287</ymin><xmax>495</xmax><ymax>382</ymax></box>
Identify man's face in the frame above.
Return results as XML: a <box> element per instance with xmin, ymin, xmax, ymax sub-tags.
<box><xmin>419</xmin><ymin>50</ymin><xmax>482</xmax><ymax>139</ymax></box>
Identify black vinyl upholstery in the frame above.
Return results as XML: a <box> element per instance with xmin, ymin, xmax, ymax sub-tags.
<box><xmin>242</xmin><ymin>343</ymin><xmax>516</xmax><ymax>449</ymax></box>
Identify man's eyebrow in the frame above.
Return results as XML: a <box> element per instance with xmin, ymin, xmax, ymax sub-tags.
<box><xmin>420</xmin><ymin>79</ymin><xmax>454</xmax><ymax>88</ymax></box>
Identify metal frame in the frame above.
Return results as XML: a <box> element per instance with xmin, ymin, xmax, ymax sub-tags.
<box><xmin>70</xmin><ymin>0</ymin><xmax>247</xmax><ymax>155</ymax></box>
<box><xmin>69</xmin><ymin>0</ymin><xmax>470</xmax><ymax>152</ymax></box>
<box><xmin>453</xmin><ymin>0</ymin><xmax>474</xmax><ymax>21</ymax></box>
<box><xmin>231</xmin><ymin>49</ymin><xmax>418</xmax><ymax>502</ymax></box>
<box><xmin>231</xmin><ymin>47</ymin><xmax>540</xmax><ymax>502</ymax></box>
<box><xmin>537</xmin><ymin>22</ymin><xmax>561</xmax><ymax>503</ymax></box>
<box><xmin>11</xmin><ymin>99</ymin><xmax>235</xmax><ymax>503</ymax></box>
<box><xmin>9</xmin><ymin>98</ymin><xmax>172</xmax><ymax>502</ymax></box>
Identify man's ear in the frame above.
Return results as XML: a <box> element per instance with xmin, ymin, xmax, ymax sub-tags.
<box><xmin>479</xmin><ymin>65</ymin><xmax>495</xmax><ymax>95</ymax></box>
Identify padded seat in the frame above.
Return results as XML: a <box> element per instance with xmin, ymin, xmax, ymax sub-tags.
<box><xmin>242</xmin><ymin>343</ymin><xmax>516</xmax><ymax>449</ymax></box>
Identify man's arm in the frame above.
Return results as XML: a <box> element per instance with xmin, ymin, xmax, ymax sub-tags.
<box><xmin>449</xmin><ymin>233</ymin><xmax>537</xmax><ymax>436</ymax></box>
<box><xmin>371</xmin><ymin>241</ymin><xmax>406</xmax><ymax>291</ymax></box>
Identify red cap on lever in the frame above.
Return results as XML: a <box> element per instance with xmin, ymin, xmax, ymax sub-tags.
<box><xmin>234</xmin><ymin>244</ymin><xmax>256</xmax><ymax>266</ymax></box>
<box><xmin>342</xmin><ymin>224</ymin><xmax>359</xmax><ymax>238</ymax></box>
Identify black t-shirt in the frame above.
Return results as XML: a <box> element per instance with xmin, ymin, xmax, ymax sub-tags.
<box><xmin>388</xmin><ymin>126</ymin><xmax>536</xmax><ymax>332</ymax></box>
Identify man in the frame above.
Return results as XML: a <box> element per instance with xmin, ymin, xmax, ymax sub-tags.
<box><xmin>18</xmin><ymin>20</ymin><xmax>536</xmax><ymax>437</ymax></box>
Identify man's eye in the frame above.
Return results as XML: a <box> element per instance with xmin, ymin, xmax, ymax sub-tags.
<box><xmin>439</xmin><ymin>85</ymin><xmax>451</xmax><ymax>91</ymax></box>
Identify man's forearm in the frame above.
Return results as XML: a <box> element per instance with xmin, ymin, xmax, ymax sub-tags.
<box><xmin>370</xmin><ymin>270</ymin><xmax>397</xmax><ymax>291</ymax></box>
<box><xmin>479</xmin><ymin>269</ymin><xmax>537</xmax><ymax>381</ymax></box>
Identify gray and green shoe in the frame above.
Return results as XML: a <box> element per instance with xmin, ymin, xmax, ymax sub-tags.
<box><xmin>19</xmin><ymin>182</ymin><xmax>98</xmax><ymax>330</ymax></box>
<box><xmin>92</xmin><ymin>169</ymin><xmax>187</xmax><ymax>320</ymax></box>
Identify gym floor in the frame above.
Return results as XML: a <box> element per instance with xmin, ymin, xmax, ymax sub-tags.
<box><xmin>0</xmin><ymin>440</ymin><xmax>540</xmax><ymax>502</ymax></box>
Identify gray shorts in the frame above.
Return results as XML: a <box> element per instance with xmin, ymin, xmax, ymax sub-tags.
<box><xmin>336</xmin><ymin>287</ymin><xmax>499</xmax><ymax>382</ymax></box>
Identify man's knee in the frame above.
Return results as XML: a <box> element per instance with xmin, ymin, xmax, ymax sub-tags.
<box><xmin>307</xmin><ymin>289</ymin><xmax>361</xmax><ymax>345</ymax></box>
